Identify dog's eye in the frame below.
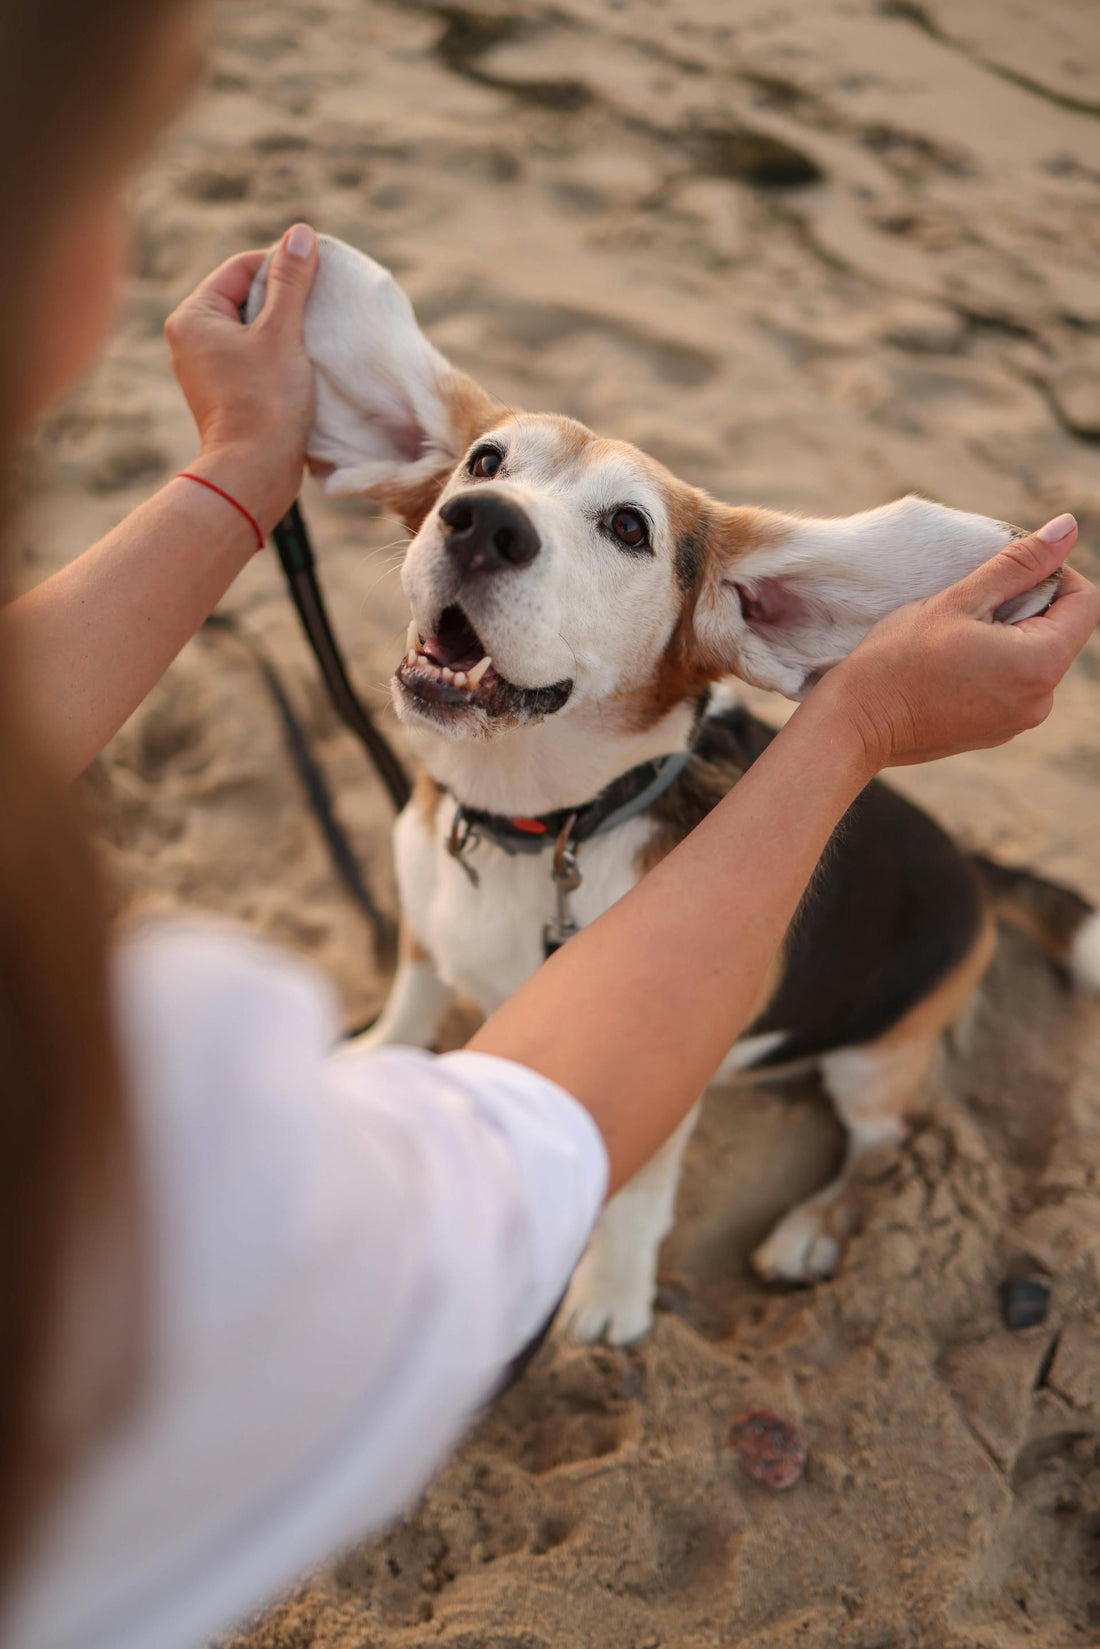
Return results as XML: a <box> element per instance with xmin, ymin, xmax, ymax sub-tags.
<box><xmin>469</xmin><ymin>447</ymin><xmax>503</xmax><ymax>480</ymax></box>
<box><xmin>609</xmin><ymin>508</ymin><xmax>649</xmax><ymax>550</ymax></box>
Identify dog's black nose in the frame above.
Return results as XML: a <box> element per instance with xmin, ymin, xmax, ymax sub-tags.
<box><xmin>439</xmin><ymin>491</ymin><xmax>540</xmax><ymax>573</ymax></box>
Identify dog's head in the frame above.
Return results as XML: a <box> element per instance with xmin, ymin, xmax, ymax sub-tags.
<box><xmin>248</xmin><ymin>237</ymin><xmax>1032</xmax><ymax>744</ymax></box>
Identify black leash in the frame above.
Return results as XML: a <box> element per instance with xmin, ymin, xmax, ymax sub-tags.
<box><xmin>270</xmin><ymin>501</ymin><xmax>411</xmax><ymax>813</ymax></box>
<box><xmin>200</xmin><ymin>485</ymin><xmax>410</xmax><ymax>963</ymax></box>
<box><xmin>202</xmin><ymin>611</ymin><xmax>398</xmax><ymax>966</ymax></box>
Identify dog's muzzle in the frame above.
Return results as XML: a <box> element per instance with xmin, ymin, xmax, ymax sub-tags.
<box><xmin>439</xmin><ymin>490</ymin><xmax>540</xmax><ymax>576</ymax></box>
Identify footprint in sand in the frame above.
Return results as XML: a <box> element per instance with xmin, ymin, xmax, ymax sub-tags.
<box><xmin>485</xmin><ymin>1346</ymin><xmax>644</xmax><ymax>1476</ymax></box>
<box><xmin>84</xmin><ymin>444</ymin><xmax>169</xmax><ymax>496</ymax></box>
<box><xmin>431</xmin><ymin>5</ymin><xmax>593</xmax><ymax>113</ymax></box>
<box><xmin>180</xmin><ymin>168</ymin><xmax>251</xmax><ymax>204</ymax></box>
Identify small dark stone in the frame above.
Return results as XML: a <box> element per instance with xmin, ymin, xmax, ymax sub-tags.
<box><xmin>1001</xmin><ymin>1275</ymin><xmax>1051</xmax><ymax>1330</ymax></box>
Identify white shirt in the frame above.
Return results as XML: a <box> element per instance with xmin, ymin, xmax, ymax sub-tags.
<box><xmin>1</xmin><ymin>920</ymin><xmax>607</xmax><ymax>1649</ymax></box>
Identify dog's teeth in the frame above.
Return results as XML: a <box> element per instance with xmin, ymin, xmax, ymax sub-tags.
<box><xmin>441</xmin><ymin>666</ymin><xmax>455</xmax><ymax>683</ymax></box>
<box><xmin>467</xmin><ymin>656</ymin><xmax>492</xmax><ymax>689</ymax></box>
<box><xmin>406</xmin><ymin>620</ymin><xmax>418</xmax><ymax>653</ymax></box>
<box><xmin>453</xmin><ymin>670</ymin><xmax>468</xmax><ymax>688</ymax></box>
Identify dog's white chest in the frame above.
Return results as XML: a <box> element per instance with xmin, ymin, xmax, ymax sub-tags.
<box><xmin>395</xmin><ymin>800</ymin><xmax>659</xmax><ymax>1015</ymax></box>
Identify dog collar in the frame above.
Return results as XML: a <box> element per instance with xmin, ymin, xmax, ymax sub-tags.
<box><xmin>444</xmin><ymin>689</ymin><xmax>712</xmax><ymax>864</ymax></box>
<box><xmin>441</xmin><ymin>688</ymin><xmax>713</xmax><ymax>939</ymax></box>
<box><xmin>447</xmin><ymin>745</ymin><xmax>694</xmax><ymax>862</ymax></box>
<box><xmin>446</xmin><ymin>745</ymin><xmax>697</xmax><ymax>955</ymax></box>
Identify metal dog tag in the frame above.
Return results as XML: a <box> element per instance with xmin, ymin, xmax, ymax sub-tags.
<box><xmin>543</xmin><ymin>817</ymin><xmax>582</xmax><ymax>957</ymax></box>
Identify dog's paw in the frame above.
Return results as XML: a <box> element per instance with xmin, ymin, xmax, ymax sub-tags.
<box><xmin>558</xmin><ymin>1258</ymin><xmax>655</xmax><ymax>1346</ymax></box>
<box><xmin>751</xmin><ymin>1203</ymin><xmax>842</xmax><ymax>1284</ymax></box>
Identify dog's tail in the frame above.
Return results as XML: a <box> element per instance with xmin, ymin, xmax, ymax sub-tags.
<box><xmin>972</xmin><ymin>854</ymin><xmax>1100</xmax><ymax>990</ymax></box>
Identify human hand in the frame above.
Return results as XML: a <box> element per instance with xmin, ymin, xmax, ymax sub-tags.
<box><xmin>164</xmin><ymin>223</ymin><xmax>319</xmax><ymax>537</ymax></box>
<box><xmin>813</xmin><ymin>513</ymin><xmax>1100</xmax><ymax>770</ymax></box>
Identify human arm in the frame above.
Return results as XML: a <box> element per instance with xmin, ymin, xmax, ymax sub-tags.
<box><xmin>0</xmin><ymin>226</ymin><xmax>318</xmax><ymax>783</ymax></box>
<box><xmin>470</xmin><ymin>517</ymin><xmax>1100</xmax><ymax>1194</ymax></box>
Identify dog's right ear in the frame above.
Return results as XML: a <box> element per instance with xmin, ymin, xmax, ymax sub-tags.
<box><xmin>246</xmin><ymin>235</ymin><xmax>504</xmax><ymax>530</ymax></box>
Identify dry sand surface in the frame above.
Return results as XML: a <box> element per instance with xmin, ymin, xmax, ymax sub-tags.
<box><xmin>20</xmin><ymin>0</ymin><xmax>1100</xmax><ymax>1642</ymax></box>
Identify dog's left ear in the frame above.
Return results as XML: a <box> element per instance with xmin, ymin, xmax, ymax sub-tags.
<box><xmin>246</xmin><ymin>235</ymin><xmax>504</xmax><ymax>530</ymax></box>
<box><xmin>693</xmin><ymin>495</ymin><xmax>1060</xmax><ymax>698</ymax></box>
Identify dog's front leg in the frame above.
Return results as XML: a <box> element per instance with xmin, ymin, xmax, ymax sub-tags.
<box><xmin>559</xmin><ymin>1101</ymin><xmax>701</xmax><ymax>1345</ymax></box>
<box><xmin>351</xmin><ymin>925</ymin><xmax>454</xmax><ymax>1051</ymax></box>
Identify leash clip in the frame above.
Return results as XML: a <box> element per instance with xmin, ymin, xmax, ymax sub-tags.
<box><xmin>543</xmin><ymin>814</ymin><xmax>582</xmax><ymax>958</ymax></box>
<box><xmin>447</xmin><ymin>810</ymin><xmax>482</xmax><ymax>888</ymax></box>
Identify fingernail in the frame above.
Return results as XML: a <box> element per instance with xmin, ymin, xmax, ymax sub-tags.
<box><xmin>284</xmin><ymin>223</ymin><xmax>315</xmax><ymax>260</ymax></box>
<box><xmin>1036</xmin><ymin>512</ymin><xmax>1076</xmax><ymax>544</ymax></box>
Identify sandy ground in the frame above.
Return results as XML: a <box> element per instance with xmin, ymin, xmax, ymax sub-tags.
<box><xmin>20</xmin><ymin>0</ymin><xmax>1100</xmax><ymax>1642</ymax></box>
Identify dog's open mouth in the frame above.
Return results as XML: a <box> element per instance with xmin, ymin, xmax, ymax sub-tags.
<box><xmin>395</xmin><ymin>604</ymin><xmax>572</xmax><ymax>726</ymax></box>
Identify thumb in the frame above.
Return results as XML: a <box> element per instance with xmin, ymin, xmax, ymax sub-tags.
<box><xmin>951</xmin><ymin>513</ymin><xmax>1078</xmax><ymax>618</ymax></box>
<box><xmin>257</xmin><ymin>223</ymin><xmax>318</xmax><ymax>331</ymax></box>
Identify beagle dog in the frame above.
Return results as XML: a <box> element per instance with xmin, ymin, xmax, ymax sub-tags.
<box><xmin>248</xmin><ymin>237</ymin><xmax>1099</xmax><ymax>1344</ymax></box>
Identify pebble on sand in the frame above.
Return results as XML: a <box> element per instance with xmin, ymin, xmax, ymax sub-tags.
<box><xmin>729</xmin><ymin>1411</ymin><xmax>808</xmax><ymax>1490</ymax></box>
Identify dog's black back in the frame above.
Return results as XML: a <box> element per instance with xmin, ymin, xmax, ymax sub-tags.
<box><xmin>649</xmin><ymin>704</ymin><xmax>987</xmax><ymax>1070</ymax></box>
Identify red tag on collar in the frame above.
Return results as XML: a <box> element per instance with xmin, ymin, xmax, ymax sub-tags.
<box><xmin>510</xmin><ymin>816</ymin><xmax>548</xmax><ymax>834</ymax></box>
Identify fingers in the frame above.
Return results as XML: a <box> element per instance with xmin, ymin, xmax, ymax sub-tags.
<box><xmin>165</xmin><ymin>227</ymin><xmax>318</xmax><ymax>351</ymax></box>
<box><xmin>164</xmin><ymin>252</ymin><xmax>267</xmax><ymax>345</ymax></box>
<box><xmin>189</xmin><ymin>249</ymin><xmax>268</xmax><ymax>317</ymax></box>
<box><xmin>1013</xmin><ymin>565</ymin><xmax>1100</xmax><ymax>672</ymax></box>
<box><xmin>950</xmin><ymin>514</ymin><xmax>1079</xmax><ymax>618</ymax></box>
<box><xmin>253</xmin><ymin>223</ymin><xmax>318</xmax><ymax>334</ymax></box>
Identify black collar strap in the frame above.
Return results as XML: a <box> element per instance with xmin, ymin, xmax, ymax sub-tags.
<box><xmin>446</xmin><ymin>691</ymin><xmax>712</xmax><ymax>858</ymax></box>
<box><xmin>451</xmin><ymin>747</ymin><xmax>694</xmax><ymax>858</ymax></box>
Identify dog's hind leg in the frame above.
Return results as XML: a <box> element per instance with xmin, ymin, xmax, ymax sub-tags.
<box><xmin>751</xmin><ymin>913</ymin><xmax>995</xmax><ymax>1283</ymax></box>
<box><xmin>350</xmin><ymin>926</ymin><xmax>454</xmax><ymax>1051</ymax></box>
<box><xmin>559</xmin><ymin>1101</ymin><xmax>702</xmax><ymax>1345</ymax></box>
<box><xmin>750</xmin><ymin>1033</ymin><xmax>938</xmax><ymax>1283</ymax></box>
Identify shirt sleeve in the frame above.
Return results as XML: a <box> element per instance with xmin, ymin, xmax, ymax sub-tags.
<box><xmin>1</xmin><ymin>919</ymin><xmax>607</xmax><ymax>1649</ymax></box>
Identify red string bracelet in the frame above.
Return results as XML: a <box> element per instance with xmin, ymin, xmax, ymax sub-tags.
<box><xmin>177</xmin><ymin>472</ymin><xmax>264</xmax><ymax>550</ymax></box>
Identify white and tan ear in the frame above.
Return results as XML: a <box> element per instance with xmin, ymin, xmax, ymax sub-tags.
<box><xmin>246</xmin><ymin>235</ymin><xmax>502</xmax><ymax>528</ymax></box>
<box><xmin>696</xmin><ymin>495</ymin><xmax>1060</xmax><ymax>699</ymax></box>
